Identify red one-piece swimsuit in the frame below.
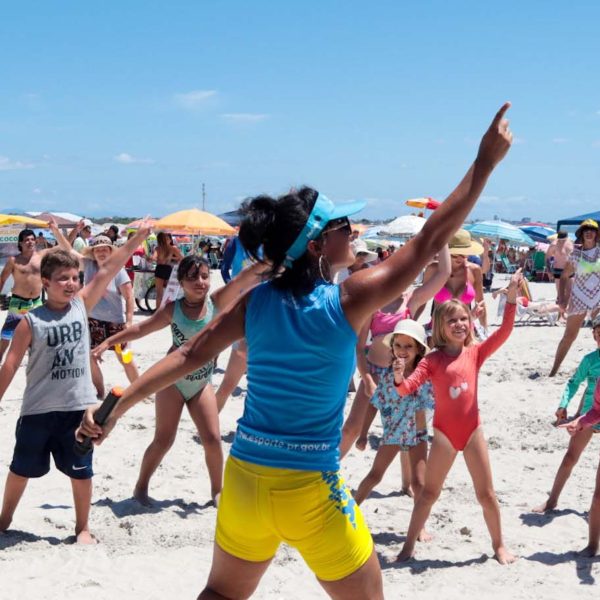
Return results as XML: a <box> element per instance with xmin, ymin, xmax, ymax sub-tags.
<box><xmin>396</xmin><ymin>302</ymin><xmax>516</xmax><ymax>451</ymax></box>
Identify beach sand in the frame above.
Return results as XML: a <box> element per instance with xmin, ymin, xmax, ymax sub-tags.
<box><xmin>1</xmin><ymin>273</ymin><xmax>600</xmax><ymax>599</ymax></box>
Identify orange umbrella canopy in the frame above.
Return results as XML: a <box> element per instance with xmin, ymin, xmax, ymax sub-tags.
<box><xmin>155</xmin><ymin>209</ymin><xmax>235</xmax><ymax>236</ymax></box>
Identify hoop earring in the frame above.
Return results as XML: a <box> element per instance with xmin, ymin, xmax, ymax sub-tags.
<box><xmin>319</xmin><ymin>255</ymin><xmax>332</xmax><ymax>283</ymax></box>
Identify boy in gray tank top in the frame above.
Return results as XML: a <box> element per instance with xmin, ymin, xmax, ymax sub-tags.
<box><xmin>0</xmin><ymin>222</ymin><xmax>151</xmax><ymax>544</ymax></box>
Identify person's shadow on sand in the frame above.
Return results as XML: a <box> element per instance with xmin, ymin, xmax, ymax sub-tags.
<box><xmin>371</xmin><ymin>531</ymin><xmax>406</xmax><ymax>545</ymax></box>
<box><xmin>381</xmin><ymin>553</ymin><xmax>489</xmax><ymax>572</ymax></box>
<box><xmin>525</xmin><ymin>550</ymin><xmax>600</xmax><ymax>585</ymax></box>
<box><xmin>519</xmin><ymin>508</ymin><xmax>588</xmax><ymax>528</ymax></box>
<box><xmin>0</xmin><ymin>529</ymin><xmax>62</xmax><ymax>549</ymax></box>
<box><xmin>94</xmin><ymin>496</ymin><xmax>213</xmax><ymax>519</ymax></box>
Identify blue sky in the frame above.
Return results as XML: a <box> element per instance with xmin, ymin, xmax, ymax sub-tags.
<box><xmin>1</xmin><ymin>1</ymin><xmax>599</xmax><ymax>223</ymax></box>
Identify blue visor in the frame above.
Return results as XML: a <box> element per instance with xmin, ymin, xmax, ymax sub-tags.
<box><xmin>284</xmin><ymin>193</ymin><xmax>366</xmax><ymax>268</ymax></box>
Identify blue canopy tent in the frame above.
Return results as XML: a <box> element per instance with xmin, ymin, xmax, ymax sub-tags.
<box><xmin>557</xmin><ymin>210</ymin><xmax>600</xmax><ymax>233</ymax></box>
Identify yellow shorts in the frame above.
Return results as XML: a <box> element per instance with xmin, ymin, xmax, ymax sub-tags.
<box><xmin>215</xmin><ymin>456</ymin><xmax>374</xmax><ymax>581</ymax></box>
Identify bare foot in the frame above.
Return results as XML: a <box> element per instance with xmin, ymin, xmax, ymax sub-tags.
<box><xmin>417</xmin><ymin>528</ymin><xmax>433</xmax><ymax>542</ymax></box>
<box><xmin>495</xmin><ymin>546</ymin><xmax>517</xmax><ymax>564</ymax></box>
<box><xmin>76</xmin><ymin>530</ymin><xmax>97</xmax><ymax>545</ymax></box>
<box><xmin>579</xmin><ymin>544</ymin><xmax>599</xmax><ymax>557</ymax></box>
<box><xmin>355</xmin><ymin>437</ymin><xmax>367</xmax><ymax>451</ymax></box>
<box><xmin>400</xmin><ymin>486</ymin><xmax>414</xmax><ymax>498</ymax></box>
<box><xmin>396</xmin><ymin>545</ymin><xmax>415</xmax><ymax>562</ymax></box>
<box><xmin>212</xmin><ymin>493</ymin><xmax>221</xmax><ymax>508</ymax></box>
<box><xmin>133</xmin><ymin>487</ymin><xmax>153</xmax><ymax>507</ymax></box>
<box><xmin>532</xmin><ymin>500</ymin><xmax>557</xmax><ymax>513</ymax></box>
<box><xmin>0</xmin><ymin>515</ymin><xmax>12</xmax><ymax>532</ymax></box>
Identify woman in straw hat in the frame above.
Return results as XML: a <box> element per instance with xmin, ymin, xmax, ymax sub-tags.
<box><xmin>420</xmin><ymin>228</ymin><xmax>487</xmax><ymax>331</ymax></box>
<box><xmin>550</xmin><ymin>219</ymin><xmax>600</xmax><ymax>376</ymax></box>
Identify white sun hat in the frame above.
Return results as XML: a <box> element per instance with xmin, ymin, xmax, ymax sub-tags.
<box><xmin>382</xmin><ymin>319</ymin><xmax>428</xmax><ymax>352</ymax></box>
<box><xmin>350</xmin><ymin>238</ymin><xmax>378</xmax><ymax>263</ymax></box>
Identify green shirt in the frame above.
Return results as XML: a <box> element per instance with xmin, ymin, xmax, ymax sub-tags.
<box><xmin>559</xmin><ymin>349</ymin><xmax>600</xmax><ymax>414</ymax></box>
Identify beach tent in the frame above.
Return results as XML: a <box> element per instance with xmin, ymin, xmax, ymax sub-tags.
<box><xmin>556</xmin><ymin>210</ymin><xmax>600</xmax><ymax>232</ymax></box>
<box><xmin>218</xmin><ymin>210</ymin><xmax>244</xmax><ymax>227</ymax></box>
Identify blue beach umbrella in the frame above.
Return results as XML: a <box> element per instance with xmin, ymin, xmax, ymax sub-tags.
<box><xmin>519</xmin><ymin>225</ymin><xmax>556</xmax><ymax>243</ymax></box>
<box><xmin>464</xmin><ymin>220</ymin><xmax>536</xmax><ymax>246</ymax></box>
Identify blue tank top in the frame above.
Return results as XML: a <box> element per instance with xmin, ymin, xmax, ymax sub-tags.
<box><xmin>230</xmin><ymin>281</ymin><xmax>357</xmax><ymax>472</ymax></box>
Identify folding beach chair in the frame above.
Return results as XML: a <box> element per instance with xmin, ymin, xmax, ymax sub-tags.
<box><xmin>499</xmin><ymin>255</ymin><xmax>517</xmax><ymax>274</ymax></box>
<box><xmin>532</xmin><ymin>251</ymin><xmax>551</xmax><ymax>282</ymax></box>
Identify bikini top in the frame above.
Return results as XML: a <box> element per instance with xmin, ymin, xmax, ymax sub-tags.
<box><xmin>370</xmin><ymin>307</ymin><xmax>411</xmax><ymax>338</ymax></box>
<box><xmin>433</xmin><ymin>267</ymin><xmax>476</xmax><ymax>305</ymax></box>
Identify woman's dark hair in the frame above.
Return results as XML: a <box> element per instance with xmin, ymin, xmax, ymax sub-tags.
<box><xmin>575</xmin><ymin>228</ymin><xmax>598</xmax><ymax>246</ymax></box>
<box><xmin>18</xmin><ymin>229</ymin><xmax>35</xmax><ymax>252</ymax></box>
<box><xmin>238</xmin><ymin>186</ymin><xmax>321</xmax><ymax>296</ymax></box>
<box><xmin>177</xmin><ymin>255</ymin><xmax>210</xmax><ymax>282</ymax></box>
<box><xmin>157</xmin><ymin>232</ymin><xmax>172</xmax><ymax>249</ymax></box>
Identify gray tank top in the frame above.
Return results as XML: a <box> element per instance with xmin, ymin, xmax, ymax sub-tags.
<box><xmin>22</xmin><ymin>296</ymin><xmax>97</xmax><ymax>416</ymax></box>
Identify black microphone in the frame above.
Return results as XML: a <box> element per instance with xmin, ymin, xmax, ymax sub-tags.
<box><xmin>74</xmin><ymin>386</ymin><xmax>124</xmax><ymax>456</ymax></box>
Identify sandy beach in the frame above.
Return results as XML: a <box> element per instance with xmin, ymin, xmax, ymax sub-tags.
<box><xmin>1</xmin><ymin>272</ymin><xmax>600</xmax><ymax>599</ymax></box>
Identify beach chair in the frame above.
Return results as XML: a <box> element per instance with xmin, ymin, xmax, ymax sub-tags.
<box><xmin>531</xmin><ymin>251</ymin><xmax>551</xmax><ymax>282</ymax></box>
<box><xmin>499</xmin><ymin>255</ymin><xmax>517</xmax><ymax>274</ymax></box>
<box><xmin>496</xmin><ymin>279</ymin><xmax>559</xmax><ymax>326</ymax></box>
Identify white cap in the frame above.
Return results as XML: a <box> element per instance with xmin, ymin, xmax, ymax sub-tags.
<box><xmin>350</xmin><ymin>238</ymin><xmax>378</xmax><ymax>263</ymax></box>
<box><xmin>382</xmin><ymin>319</ymin><xmax>428</xmax><ymax>352</ymax></box>
<box><xmin>82</xmin><ymin>218</ymin><xmax>93</xmax><ymax>228</ymax></box>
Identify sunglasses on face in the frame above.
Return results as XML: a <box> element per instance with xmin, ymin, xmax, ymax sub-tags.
<box><xmin>322</xmin><ymin>217</ymin><xmax>352</xmax><ymax>236</ymax></box>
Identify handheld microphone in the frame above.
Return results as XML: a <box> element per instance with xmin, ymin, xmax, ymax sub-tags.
<box><xmin>74</xmin><ymin>386</ymin><xmax>124</xmax><ymax>456</ymax></box>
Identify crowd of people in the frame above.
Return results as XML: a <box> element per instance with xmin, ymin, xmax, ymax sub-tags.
<box><xmin>2</xmin><ymin>103</ymin><xmax>600</xmax><ymax>598</ymax></box>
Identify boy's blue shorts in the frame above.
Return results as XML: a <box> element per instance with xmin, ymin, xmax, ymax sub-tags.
<box><xmin>9</xmin><ymin>410</ymin><xmax>93</xmax><ymax>480</ymax></box>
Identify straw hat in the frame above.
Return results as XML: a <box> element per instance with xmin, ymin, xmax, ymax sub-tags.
<box><xmin>448</xmin><ymin>229</ymin><xmax>484</xmax><ymax>256</ymax></box>
<box><xmin>82</xmin><ymin>235</ymin><xmax>113</xmax><ymax>257</ymax></box>
<box><xmin>575</xmin><ymin>219</ymin><xmax>599</xmax><ymax>239</ymax></box>
<box><xmin>382</xmin><ymin>319</ymin><xmax>428</xmax><ymax>352</ymax></box>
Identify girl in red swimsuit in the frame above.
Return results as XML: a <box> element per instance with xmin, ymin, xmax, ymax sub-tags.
<box><xmin>394</xmin><ymin>269</ymin><xmax>522</xmax><ymax>565</ymax></box>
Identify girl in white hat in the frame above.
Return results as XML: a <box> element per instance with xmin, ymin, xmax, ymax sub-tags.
<box><xmin>354</xmin><ymin>319</ymin><xmax>434</xmax><ymax>543</ymax></box>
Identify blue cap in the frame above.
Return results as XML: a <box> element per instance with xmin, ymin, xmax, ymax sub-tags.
<box><xmin>284</xmin><ymin>193</ymin><xmax>366</xmax><ymax>268</ymax></box>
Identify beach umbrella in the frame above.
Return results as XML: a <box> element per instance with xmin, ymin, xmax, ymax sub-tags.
<box><xmin>465</xmin><ymin>220</ymin><xmax>535</xmax><ymax>275</ymax></box>
<box><xmin>379</xmin><ymin>215</ymin><xmax>426</xmax><ymax>237</ymax></box>
<box><xmin>155</xmin><ymin>209</ymin><xmax>236</xmax><ymax>236</ymax></box>
<box><xmin>464</xmin><ymin>220</ymin><xmax>535</xmax><ymax>246</ymax></box>
<box><xmin>0</xmin><ymin>214</ymin><xmax>49</xmax><ymax>227</ymax></box>
<box><xmin>405</xmin><ymin>197</ymin><xmax>441</xmax><ymax>211</ymax></box>
<box><xmin>34</xmin><ymin>212</ymin><xmax>78</xmax><ymax>227</ymax></box>
<box><xmin>126</xmin><ymin>217</ymin><xmax>159</xmax><ymax>229</ymax></box>
<box><xmin>519</xmin><ymin>225</ymin><xmax>556</xmax><ymax>243</ymax></box>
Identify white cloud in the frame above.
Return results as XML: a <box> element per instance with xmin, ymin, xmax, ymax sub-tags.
<box><xmin>173</xmin><ymin>90</ymin><xmax>217</xmax><ymax>110</ymax></box>
<box><xmin>221</xmin><ymin>113</ymin><xmax>269</xmax><ymax>123</ymax></box>
<box><xmin>513</xmin><ymin>137</ymin><xmax>526</xmax><ymax>145</ymax></box>
<box><xmin>552</xmin><ymin>137</ymin><xmax>569</xmax><ymax>144</ymax></box>
<box><xmin>32</xmin><ymin>187</ymin><xmax>42</xmax><ymax>194</ymax></box>
<box><xmin>0</xmin><ymin>156</ymin><xmax>34</xmax><ymax>171</ymax></box>
<box><xmin>114</xmin><ymin>152</ymin><xmax>155</xmax><ymax>165</ymax></box>
<box><xmin>592</xmin><ymin>140</ymin><xmax>600</xmax><ymax>148</ymax></box>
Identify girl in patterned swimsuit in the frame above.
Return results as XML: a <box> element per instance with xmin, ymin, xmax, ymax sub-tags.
<box><xmin>550</xmin><ymin>219</ymin><xmax>600</xmax><ymax>375</ymax></box>
<box><xmin>93</xmin><ymin>256</ymin><xmax>265</xmax><ymax>506</ymax></box>
<box><xmin>395</xmin><ymin>269</ymin><xmax>522</xmax><ymax>565</ymax></box>
<box><xmin>354</xmin><ymin>320</ymin><xmax>434</xmax><ymax>542</ymax></box>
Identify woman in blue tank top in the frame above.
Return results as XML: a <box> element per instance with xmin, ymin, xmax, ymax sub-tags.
<box><xmin>80</xmin><ymin>104</ymin><xmax>513</xmax><ymax>598</ymax></box>
<box><xmin>92</xmin><ymin>255</ymin><xmax>265</xmax><ymax>506</ymax></box>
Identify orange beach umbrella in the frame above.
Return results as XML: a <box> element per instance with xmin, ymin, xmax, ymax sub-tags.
<box><xmin>155</xmin><ymin>209</ymin><xmax>235</xmax><ymax>236</ymax></box>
